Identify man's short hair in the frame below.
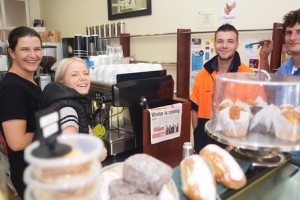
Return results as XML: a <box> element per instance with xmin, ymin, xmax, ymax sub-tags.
<box><xmin>215</xmin><ymin>23</ymin><xmax>239</xmax><ymax>40</ymax></box>
<box><xmin>282</xmin><ymin>9</ymin><xmax>300</xmax><ymax>34</ymax></box>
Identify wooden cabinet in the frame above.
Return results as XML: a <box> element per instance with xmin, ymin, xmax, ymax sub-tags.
<box><xmin>270</xmin><ymin>23</ymin><xmax>284</xmax><ymax>73</ymax></box>
<box><xmin>142</xmin><ymin>100</ymin><xmax>191</xmax><ymax>167</ymax></box>
<box><xmin>176</xmin><ymin>29</ymin><xmax>191</xmax><ymax>99</ymax></box>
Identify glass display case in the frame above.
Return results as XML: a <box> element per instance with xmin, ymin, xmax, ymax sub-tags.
<box><xmin>205</xmin><ymin>71</ymin><xmax>300</xmax><ymax>166</ymax></box>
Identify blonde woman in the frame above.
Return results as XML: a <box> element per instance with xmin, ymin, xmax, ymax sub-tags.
<box><xmin>40</xmin><ymin>57</ymin><xmax>107</xmax><ymax>160</ymax></box>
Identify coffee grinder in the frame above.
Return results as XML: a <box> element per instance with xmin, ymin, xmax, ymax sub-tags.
<box><xmin>39</xmin><ymin>45</ymin><xmax>57</xmax><ymax>90</ymax></box>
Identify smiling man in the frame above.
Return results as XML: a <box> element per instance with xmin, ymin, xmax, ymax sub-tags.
<box><xmin>189</xmin><ymin>24</ymin><xmax>272</xmax><ymax>152</ymax></box>
<box><xmin>276</xmin><ymin>9</ymin><xmax>300</xmax><ymax>76</ymax></box>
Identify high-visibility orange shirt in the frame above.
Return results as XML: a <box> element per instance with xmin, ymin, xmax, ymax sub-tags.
<box><xmin>190</xmin><ymin>63</ymin><xmax>254</xmax><ymax>119</ymax></box>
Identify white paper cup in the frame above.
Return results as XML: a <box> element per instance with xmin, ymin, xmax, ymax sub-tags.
<box><xmin>103</xmin><ymin>65</ymin><xmax>117</xmax><ymax>83</ymax></box>
<box><xmin>127</xmin><ymin>64</ymin><xmax>141</xmax><ymax>73</ymax></box>
<box><xmin>88</xmin><ymin>56</ymin><xmax>100</xmax><ymax>66</ymax></box>
<box><xmin>115</xmin><ymin>64</ymin><xmax>129</xmax><ymax>75</ymax></box>
<box><xmin>152</xmin><ymin>63</ymin><xmax>163</xmax><ymax>71</ymax></box>
<box><xmin>99</xmin><ymin>55</ymin><xmax>108</xmax><ymax>65</ymax></box>
<box><xmin>95</xmin><ymin>65</ymin><xmax>105</xmax><ymax>82</ymax></box>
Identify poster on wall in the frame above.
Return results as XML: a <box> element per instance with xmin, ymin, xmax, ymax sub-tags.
<box><xmin>198</xmin><ymin>9</ymin><xmax>218</xmax><ymax>29</ymax></box>
<box><xmin>190</xmin><ymin>37</ymin><xmax>215</xmax><ymax>94</ymax></box>
<box><xmin>243</xmin><ymin>38</ymin><xmax>257</xmax><ymax>60</ymax></box>
<box><xmin>243</xmin><ymin>38</ymin><xmax>263</xmax><ymax>69</ymax></box>
<box><xmin>191</xmin><ymin>38</ymin><xmax>204</xmax><ymax>93</ymax></box>
<box><xmin>221</xmin><ymin>0</ymin><xmax>236</xmax><ymax>25</ymax></box>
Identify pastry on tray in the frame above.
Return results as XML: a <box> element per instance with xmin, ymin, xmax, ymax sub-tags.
<box><xmin>247</xmin><ymin>97</ymin><xmax>273</xmax><ymax>134</ymax></box>
<box><xmin>180</xmin><ymin>155</ymin><xmax>216</xmax><ymax>200</ymax></box>
<box><xmin>98</xmin><ymin>154</ymin><xmax>178</xmax><ymax>200</ymax></box>
<box><xmin>123</xmin><ymin>154</ymin><xmax>172</xmax><ymax>195</ymax></box>
<box><xmin>216</xmin><ymin>100</ymin><xmax>251</xmax><ymax>137</ymax></box>
<box><xmin>200</xmin><ymin>144</ymin><xmax>247</xmax><ymax>189</ymax></box>
<box><xmin>273</xmin><ymin>105</ymin><xmax>300</xmax><ymax>142</ymax></box>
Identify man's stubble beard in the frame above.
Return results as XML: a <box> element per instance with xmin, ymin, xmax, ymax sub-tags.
<box><xmin>217</xmin><ymin>52</ymin><xmax>235</xmax><ymax>61</ymax></box>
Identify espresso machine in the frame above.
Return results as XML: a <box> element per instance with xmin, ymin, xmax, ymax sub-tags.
<box><xmin>89</xmin><ymin>70</ymin><xmax>174</xmax><ymax>155</ymax></box>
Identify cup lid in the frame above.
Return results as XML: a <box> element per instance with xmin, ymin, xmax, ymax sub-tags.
<box><xmin>25</xmin><ymin>134</ymin><xmax>104</xmax><ymax>167</ymax></box>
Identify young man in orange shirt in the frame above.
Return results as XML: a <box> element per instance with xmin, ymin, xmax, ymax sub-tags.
<box><xmin>190</xmin><ymin>24</ymin><xmax>273</xmax><ymax>152</ymax></box>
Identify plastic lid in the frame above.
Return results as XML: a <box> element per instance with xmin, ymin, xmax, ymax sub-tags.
<box><xmin>25</xmin><ymin>134</ymin><xmax>104</xmax><ymax>167</ymax></box>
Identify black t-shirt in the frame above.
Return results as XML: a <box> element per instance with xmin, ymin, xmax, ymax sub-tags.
<box><xmin>0</xmin><ymin>72</ymin><xmax>42</xmax><ymax>197</ymax></box>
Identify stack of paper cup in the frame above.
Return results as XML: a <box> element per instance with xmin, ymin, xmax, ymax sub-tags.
<box><xmin>23</xmin><ymin>134</ymin><xmax>104</xmax><ymax>200</ymax></box>
<box><xmin>103</xmin><ymin>65</ymin><xmax>117</xmax><ymax>83</ymax></box>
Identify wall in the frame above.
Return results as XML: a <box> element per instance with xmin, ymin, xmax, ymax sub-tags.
<box><xmin>38</xmin><ymin>0</ymin><xmax>300</xmax><ymax>36</ymax></box>
<box><xmin>29</xmin><ymin>0</ymin><xmax>41</xmax><ymax>21</ymax></box>
<box><xmin>38</xmin><ymin>0</ymin><xmax>300</xmax><ymax>91</ymax></box>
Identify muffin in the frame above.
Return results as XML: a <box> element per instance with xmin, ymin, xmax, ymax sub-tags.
<box><xmin>247</xmin><ymin>97</ymin><xmax>272</xmax><ymax>134</ymax></box>
<box><xmin>216</xmin><ymin>104</ymin><xmax>251</xmax><ymax>137</ymax></box>
<box><xmin>273</xmin><ymin>106</ymin><xmax>300</xmax><ymax>142</ymax></box>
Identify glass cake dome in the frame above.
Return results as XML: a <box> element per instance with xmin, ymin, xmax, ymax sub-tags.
<box><xmin>206</xmin><ymin>71</ymin><xmax>300</xmax><ymax>154</ymax></box>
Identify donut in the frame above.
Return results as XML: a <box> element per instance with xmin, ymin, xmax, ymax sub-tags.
<box><xmin>180</xmin><ymin>155</ymin><xmax>216</xmax><ymax>200</ymax></box>
<box><xmin>200</xmin><ymin>144</ymin><xmax>246</xmax><ymax>189</ymax></box>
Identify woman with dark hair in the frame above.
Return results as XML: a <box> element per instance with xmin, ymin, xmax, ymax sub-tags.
<box><xmin>0</xmin><ymin>26</ymin><xmax>43</xmax><ymax>198</ymax></box>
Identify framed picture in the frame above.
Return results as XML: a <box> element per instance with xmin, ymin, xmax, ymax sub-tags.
<box><xmin>108</xmin><ymin>0</ymin><xmax>152</xmax><ymax>20</ymax></box>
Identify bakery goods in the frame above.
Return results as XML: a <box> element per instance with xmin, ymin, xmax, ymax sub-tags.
<box><xmin>109</xmin><ymin>179</ymin><xmax>139</xmax><ymax>198</ymax></box>
<box><xmin>279</xmin><ymin>104</ymin><xmax>294</xmax><ymax>112</ymax></box>
<box><xmin>216</xmin><ymin>104</ymin><xmax>251</xmax><ymax>137</ymax></box>
<box><xmin>200</xmin><ymin>144</ymin><xmax>246</xmax><ymax>189</ymax></box>
<box><xmin>123</xmin><ymin>154</ymin><xmax>172</xmax><ymax>195</ymax></box>
<box><xmin>32</xmin><ymin>149</ymin><xmax>98</xmax><ymax>184</ymax></box>
<box><xmin>111</xmin><ymin>193</ymin><xmax>159</xmax><ymax>200</ymax></box>
<box><xmin>282</xmin><ymin>110</ymin><xmax>300</xmax><ymax>125</ymax></box>
<box><xmin>98</xmin><ymin>170</ymin><xmax>122</xmax><ymax>200</ymax></box>
<box><xmin>273</xmin><ymin>107</ymin><xmax>300</xmax><ymax>141</ymax></box>
<box><xmin>180</xmin><ymin>155</ymin><xmax>216</xmax><ymax>200</ymax></box>
<box><xmin>246</xmin><ymin>97</ymin><xmax>273</xmax><ymax>134</ymax></box>
<box><xmin>99</xmin><ymin>159</ymin><xmax>178</xmax><ymax>200</ymax></box>
<box><xmin>218</xmin><ymin>99</ymin><xmax>233</xmax><ymax>111</ymax></box>
<box><xmin>249</xmin><ymin>105</ymin><xmax>272</xmax><ymax>134</ymax></box>
<box><xmin>0</xmin><ymin>190</ymin><xmax>5</xmax><ymax>200</ymax></box>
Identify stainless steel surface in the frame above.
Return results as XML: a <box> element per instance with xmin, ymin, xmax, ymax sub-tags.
<box><xmin>90</xmin><ymin>81</ymin><xmax>113</xmax><ymax>97</ymax></box>
<box><xmin>205</xmin><ymin>120</ymin><xmax>300</xmax><ymax>152</ymax></box>
<box><xmin>103</xmin><ymin>128</ymin><xmax>139</xmax><ymax>155</ymax></box>
<box><xmin>226</xmin><ymin>146</ymin><xmax>287</xmax><ymax>167</ymax></box>
<box><xmin>117</xmin><ymin>21</ymin><xmax>125</xmax><ymax>36</ymax></box>
<box><xmin>90</xmin><ymin>81</ymin><xmax>138</xmax><ymax>156</ymax></box>
<box><xmin>105</xmin><ymin>24</ymin><xmax>111</xmax><ymax>38</ymax></box>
